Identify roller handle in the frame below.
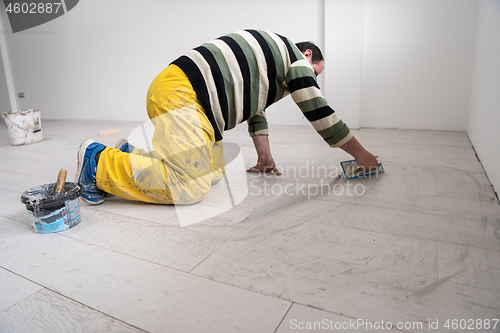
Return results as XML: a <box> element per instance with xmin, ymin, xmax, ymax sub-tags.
<box><xmin>55</xmin><ymin>168</ymin><xmax>67</xmax><ymax>195</ymax></box>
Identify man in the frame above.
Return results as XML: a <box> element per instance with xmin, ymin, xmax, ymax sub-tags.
<box><xmin>75</xmin><ymin>29</ymin><xmax>378</xmax><ymax>205</ymax></box>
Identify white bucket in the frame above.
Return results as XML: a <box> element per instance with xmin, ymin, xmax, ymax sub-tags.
<box><xmin>2</xmin><ymin>109</ymin><xmax>43</xmax><ymax>146</ymax></box>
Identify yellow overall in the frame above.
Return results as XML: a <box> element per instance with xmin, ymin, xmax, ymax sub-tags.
<box><xmin>95</xmin><ymin>64</ymin><xmax>225</xmax><ymax>204</ymax></box>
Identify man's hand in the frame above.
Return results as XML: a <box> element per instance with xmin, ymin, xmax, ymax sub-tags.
<box><xmin>340</xmin><ymin>136</ymin><xmax>379</xmax><ymax>171</ymax></box>
<box><xmin>247</xmin><ymin>152</ymin><xmax>282</xmax><ymax>175</ymax></box>
<box><xmin>247</xmin><ymin>135</ymin><xmax>282</xmax><ymax>175</ymax></box>
<box><xmin>354</xmin><ymin>150</ymin><xmax>379</xmax><ymax>172</ymax></box>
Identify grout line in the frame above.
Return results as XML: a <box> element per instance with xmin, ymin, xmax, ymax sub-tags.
<box><xmin>272</xmin><ymin>301</ymin><xmax>413</xmax><ymax>333</ymax></box>
<box><xmin>273</xmin><ymin>302</ymin><xmax>294</xmax><ymax>333</ymax></box>
<box><xmin>0</xmin><ymin>267</ymin><xmax>148</xmax><ymax>332</ymax></box>
<box><xmin>435</xmin><ymin>241</ymin><xmax>440</xmax><ymax>282</ymax></box>
<box><xmin>188</xmin><ymin>239</ymin><xmax>229</xmax><ymax>274</ymax></box>
<box><xmin>0</xmin><ymin>267</ymin><xmax>43</xmax><ymax>308</ymax></box>
<box><xmin>467</xmin><ymin>134</ymin><xmax>499</xmax><ymax>202</ymax></box>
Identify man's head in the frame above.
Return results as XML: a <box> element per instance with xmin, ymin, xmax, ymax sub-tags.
<box><xmin>295</xmin><ymin>41</ymin><xmax>324</xmax><ymax>76</ymax></box>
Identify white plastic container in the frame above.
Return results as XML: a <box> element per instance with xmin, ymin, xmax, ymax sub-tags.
<box><xmin>2</xmin><ymin>109</ymin><xmax>43</xmax><ymax>146</ymax></box>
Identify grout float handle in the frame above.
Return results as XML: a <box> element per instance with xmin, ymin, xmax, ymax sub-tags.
<box><xmin>55</xmin><ymin>168</ymin><xmax>67</xmax><ymax>194</ymax></box>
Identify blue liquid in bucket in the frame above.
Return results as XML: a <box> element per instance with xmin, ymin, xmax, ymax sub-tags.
<box><xmin>21</xmin><ymin>182</ymin><xmax>82</xmax><ymax>234</ymax></box>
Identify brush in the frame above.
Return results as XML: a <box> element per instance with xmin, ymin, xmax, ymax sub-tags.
<box><xmin>55</xmin><ymin>168</ymin><xmax>67</xmax><ymax>194</ymax></box>
<box><xmin>340</xmin><ymin>157</ymin><xmax>384</xmax><ymax>179</ymax></box>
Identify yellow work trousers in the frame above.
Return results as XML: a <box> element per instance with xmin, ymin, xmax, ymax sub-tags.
<box><xmin>96</xmin><ymin>64</ymin><xmax>225</xmax><ymax>204</ymax></box>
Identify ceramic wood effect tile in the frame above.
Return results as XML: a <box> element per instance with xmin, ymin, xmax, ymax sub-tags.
<box><xmin>386</xmin><ymin>142</ymin><xmax>477</xmax><ymax>161</ymax></box>
<box><xmin>432</xmin><ymin>166</ymin><xmax>495</xmax><ymax>200</ymax></box>
<box><xmin>0</xmin><ymin>188</ymin><xmax>33</xmax><ymax>224</ymax></box>
<box><xmin>311</xmin><ymin>175</ymin><xmax>384</xmax><ymax>204</ymax></box>
<box><xmin>352</xmin><ymin>129</ymin><xmax>435</xmax><ymax>146</ymax></box>
<box><xmin>88</xmin><ymin>196</ymin><xmax>181</xmax><ymax>226</ymax></box>
<box><xmin>374</xmin><ymin>147</ymin><xmax>435</xmax><ymax>162</ymax></box>
<box><xmin>0</xmin><ymin>288</ymin><xmax>145</xmax><ymax>333</ymax></box>
<box><xmin>0</xmin><ymin>218</ymin><xmax>291</xmax><ymax>333</ymax></box>
<box><xmin>1</xmin><ymin>121</ymin><xmax>499</xmax><ymax>332</ymax></box>
<box><xmin>246</xmin><ymin>171</ymin><xmax>302</xmax><ymax>192</ymax></box>
<box><xmin>431</xmin><ymin>131</ymin><xmax>472</xmax><ymax>147</ymax></box>
<box><xmin>0</xmin><ymin>170</ymin><xmax>45</xmax><ymax>194</ymax></box>
<box><xmin>433</xmin><ymin>145</ymin><xmax>478</xmax><ymax>162</ymax></box>
<box><xmin>0</xmin><ymin>267</ymin><xmax>42</xmax><ymax>312</ymax></box>
<box><xmin>183</xmin><ymin>207</ymin><xmax>256</xmax><ymax>239</ymax></box>
<box><xmin>409</xmin><ymin>276</ymin><xmax>500</xmax><ymax>332</ymax></box>
<box><xmin>235</xmin><ymin>222</ymin><xmax>437</xmax><ymax>279</ymax></box>
<box><xmin>332</xmin><ymin>161</ymin><xmax>495</xmax><ymax>202</ymax></box>
<box><xmin>230</xmin><ymin>187</ymin><xmax>290</xmax><ymax>214</ymax></box>
<box><xmin>360</xmin><ymin>162</ymin><xmax>437</xmax><ymax>196</ymax></box>
<box><xmin>64</xmin><ymin>208</ymin><xmax>229</xmax><ymax>272</ymax></box>
<box><xmin>285</xmin><ymin>143</ymin><xmax>339</xmax><ymax>161</ymax></box>
<box><xmin>338</xmin><ymin>189</ymin><xmax>497</xmax><ymax>221</ymax></box>
<box><xmin>437</xmin><ymin>242</ymin><xmax>500</xmax><ymax>292</ymax></box>
<box><xmin>430</xmin><ymin>158</ymin><xmax>486</xmax><ymax>173</ymax></box>
<box><xmin>191</xmin><ymin>239</ymin><xmax>500</xmax><ymax>333</ymax></box>
<box><xmin>341</xmin><ymin>206</ymin><xmax>500</xmax><ymax>251</ymax></box>
<box><xmin>239</xmin><ymin>197</ymin><xmax>353</xmax><ymax>228</ymax></box>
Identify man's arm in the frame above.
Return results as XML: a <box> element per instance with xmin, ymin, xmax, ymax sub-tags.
<box><xmin>247</xmin><ymin>135</ymin><xmax>282</xmax><ymax>175</ymax></box>
<box><xmin>284</xmin><ymin>58</ymin><xmax>378</xmax><ymax>171</ymax></box>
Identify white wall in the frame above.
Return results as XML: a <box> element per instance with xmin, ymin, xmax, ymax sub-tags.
<box><xmin>323</xmin><ymin>0</ymin><xmax>365</xmax><ymax>129</ymax></box>
<box><xmin>323</xmin><ymin>0</ymin><xmax>478</xmax><ymax>131</ymax></box>
<box><xmin>1</xmin><ymin>0</ymin><xmax>323</xmax><ymax>124</ymax></box>
<box><xmin>360</xmin><ymin>0</ymin><xmax>478</xmax><ymax>130</ymax></box>
<box><xmin>0</xmin><ymin>43</ymin><xmax>11</xmax><ymax>114</ymax></box>
<box><xmin>468</xmin><ymin>0</ymin><xmax>500</xmax><ymax>193</ymax></box>
<box><xmin>0</xmin><ymin>1</ymin><xmax>495</xmax><ymax>135</ymax></box>
<box><xmin>0</xmin><ymin>5</ymin><xmax>16</xmax><ymax>114</ymax></box>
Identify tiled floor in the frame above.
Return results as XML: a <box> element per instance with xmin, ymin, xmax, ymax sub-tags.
<box><xmin>1</xmin><ymin>120</ymin><xmax>499</xmax><ymax>333</ymax></box>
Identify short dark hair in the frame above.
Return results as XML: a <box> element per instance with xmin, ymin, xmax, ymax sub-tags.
<box><xmin>295</xmin><ymin>41</ymin><xmax>324</xmax><ymax>63</ymax></box>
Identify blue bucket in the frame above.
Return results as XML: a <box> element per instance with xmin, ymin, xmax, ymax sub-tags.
<box><xmin>21</xmin><ymin>182</ymin><xmax>82</xmax><ymax>234</ymax></box>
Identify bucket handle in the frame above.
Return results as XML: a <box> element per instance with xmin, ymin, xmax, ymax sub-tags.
<box><xmin>8</xmin><ymin>121</ymin><xmax>42</xmax><ymax>133</ymax></box>
<box><xmin>3</xmin><ymin>114</ymin><xmax>42</xmax><ymax>133</ymax></box>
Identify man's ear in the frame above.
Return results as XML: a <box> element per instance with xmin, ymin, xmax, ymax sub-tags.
<box><xmin>303</xmin><ymin>49</ymin><xmax>312</xmax><ymax>59</ymax></box>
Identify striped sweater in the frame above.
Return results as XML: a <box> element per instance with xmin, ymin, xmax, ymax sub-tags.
<box><xmin>171</xmin><ymin>29</ymin><xmax>353</xmax><ymax>148</ymax></box>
